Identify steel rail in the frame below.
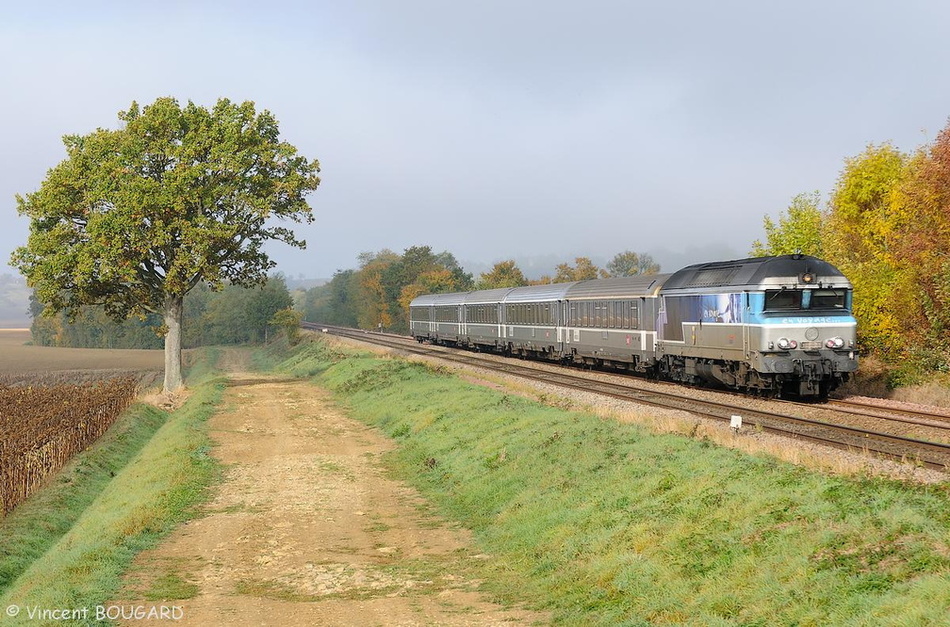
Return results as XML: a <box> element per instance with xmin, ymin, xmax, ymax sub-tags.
<box><xmin>306</xmin><ymin>323</ymin><xmax>950</xmax><ymax>471</ymax></box>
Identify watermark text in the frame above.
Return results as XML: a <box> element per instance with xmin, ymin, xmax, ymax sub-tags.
<box><xmin>6</xmin><ymin>604</ymin><xmax>185</xmax><ymax>621</ymax></box>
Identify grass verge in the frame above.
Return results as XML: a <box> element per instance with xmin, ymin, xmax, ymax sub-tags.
<box><xmin>283</xmin><ymin>337</ymin><xmax>950</xmax><ymax>626</ymax></box>
<box><xmin>0</xmin><ymin>359</ymin><xmax>224</xmax><ymax>626</ymax></box>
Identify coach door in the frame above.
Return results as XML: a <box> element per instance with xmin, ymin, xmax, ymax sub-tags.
<box><xmin>561</xmin><ymin>301</ymin><xmax>570</xmax><ymax>345</ymax></box>
<box><xmin>742</xmin><ymin>292</ymin><xmax>751</xmax><ymax>357</ymax></box>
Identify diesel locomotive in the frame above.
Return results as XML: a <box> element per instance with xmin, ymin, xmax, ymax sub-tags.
<box><xmin>409</xmin><ymin>254</ymin><xmax>858</xmax><ymax>398</ymax></box>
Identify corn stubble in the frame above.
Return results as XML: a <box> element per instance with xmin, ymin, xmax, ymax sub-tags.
<box><xmin>0</xmin><ymin>377</ymin><xmax>138</xmax><ymax>514</ymax></box>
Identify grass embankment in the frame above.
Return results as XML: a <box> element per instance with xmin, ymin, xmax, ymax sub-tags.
<box><xmin>280</xmin><ymin>339</ymin><xmax>950</xmax><ymax>626</ymax></box>
<box><xmin>0</xmin><ymin>354</ymin><xmax>223</xmax><ymax>625</ymax></box>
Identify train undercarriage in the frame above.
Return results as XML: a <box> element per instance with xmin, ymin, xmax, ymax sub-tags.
<box><xmin>419</xmin><ymin>334</ymin><xmax>845</xmax><ymax>400</ymax></box>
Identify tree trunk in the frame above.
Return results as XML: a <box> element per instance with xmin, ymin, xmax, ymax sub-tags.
<box><xmin>163</xmin><ymin>294</ymin><xmax>184</xmax><ymax>394</ymax></box>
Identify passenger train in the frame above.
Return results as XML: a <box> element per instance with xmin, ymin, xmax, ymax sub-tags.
<box><xmin>409</xmin><ymin>254</ymin><xmax>858</xmax><ymax>398</ymax></box>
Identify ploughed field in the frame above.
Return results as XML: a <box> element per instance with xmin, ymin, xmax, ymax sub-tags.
<box><xmin>0</xmin><ymin>329</ymin><xmax>163</xmax><ymax>385</ymax></box>
<box><xmin>0</xmin><ymin>329</ymin><xmax>163</xmax><ymax>513</ymax></box>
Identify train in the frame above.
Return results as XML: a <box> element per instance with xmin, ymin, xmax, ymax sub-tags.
<box><xmin>409</xmin><ymin>254</ymin><xmax>858</xmax><ymax>399</ymax></box>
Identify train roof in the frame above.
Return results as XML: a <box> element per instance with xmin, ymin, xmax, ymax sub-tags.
<box><xmin>565</xmin><ymin>274</ymin><xmax>670</xmax><ymax>299</ymax></box>
<box><xmin>503</xmin><ymin>282</ymin><xmax>578</xmax><ymax>303</ymax></box>
<box><xmin>409</xmin><ymin>291</ymin><xmax>469</xmax><ymax>307</ymax></box>
<box><xmin>661</xmin><ymin>254</ymin><xmax>852</xmax><ymax>291</ymax></box>
<box><xmin>465</xmin><ymin>288</ymin><xmax>516</xmax><ymax>304</ymax></box>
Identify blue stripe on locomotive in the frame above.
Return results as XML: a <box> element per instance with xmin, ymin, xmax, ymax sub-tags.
<box><xmin>744</xmin><ymin>293</ymin><xmax>857</xmax><ymax>326</ymax></box>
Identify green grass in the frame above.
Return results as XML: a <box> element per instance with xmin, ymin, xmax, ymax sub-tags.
<box><xmin>286</xmin><ymin>339</ymin><xmax>950</xmax><ymax>626</ymax></box>
<box><xmin>0</xmin><ymin>366</ymin><xmax>224</xmax><ymax>626</ymax></box>
<box><xmin>0</xmin><ymin>403</ymin><xmax>169</xmax><ymax>599</ymax></box>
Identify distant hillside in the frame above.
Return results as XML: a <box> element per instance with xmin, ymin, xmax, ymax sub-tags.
<box><xmin>0</xmin><ymin>274</ymin><xmax>30</xmax><ymax>327</ymax></box>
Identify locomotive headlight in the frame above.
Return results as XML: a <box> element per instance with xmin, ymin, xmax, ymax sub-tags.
<box><xmin>777</xmin><ymin>338</ymin><xmax>798</xmax><ymax>350</ymax></box>
<box><xmin>825</xmin><ymin>337</ymin><xmax>845</xmax><ymax>349</ymax></box>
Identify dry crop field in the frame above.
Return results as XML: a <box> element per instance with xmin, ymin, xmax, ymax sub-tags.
<box><xmin>0</xmin><ymin>329</ymin><xmax>163</xmax><ymax>384</ymax></box>
<box><xmin>0</xmin><ymin>329</ymin><xmax>163</xmax><ymax>513</ymax></box>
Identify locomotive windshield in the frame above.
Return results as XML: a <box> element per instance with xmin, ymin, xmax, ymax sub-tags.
<box><xmin>764</xmin><ymin>289</ymin><xmax>802</xmax><ymax>310</ymax></box>
<box><xmin>810</xmin><ymin>289</ymin><xmax>847</xmax><ymax>309</ymax></box>
<box><xmin>764</xmin><ymin>289</ymin><xmax>849</xmax><ymax>312</ymax></box>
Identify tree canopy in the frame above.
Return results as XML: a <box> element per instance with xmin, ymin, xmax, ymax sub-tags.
<box><xmin>751</xmin><ymin>121</ymin><xmax>950</xmax><ymax>375</ymax></box>
<box><xmin>12</xmin><ymin>97</ymin><xmax>320</xmax><ymax>393</ymax></box>
<box><xmin>478</xmin><ymin>260</ymin><xmax>529</xmax><ymax>289</ymax></box>
<box><xmin>605</xmin><ymin>251</ymin><xmax>660</xmax><ymax>277</ymax></box>
<box><xmin>554</xmin><ymin>257</ymin><xmax>606</xmax><ymax>282</ymax></box>
<box><xmin>750</xmin><ymin>191</ymin><xmax>824</xmax><ymax>258</ymax></box>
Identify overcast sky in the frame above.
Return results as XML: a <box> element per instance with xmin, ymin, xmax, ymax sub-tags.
<box><xmin>2</xmin><ymin>0</ymin><xmax>949</xmax><ymax>280</ymax></box>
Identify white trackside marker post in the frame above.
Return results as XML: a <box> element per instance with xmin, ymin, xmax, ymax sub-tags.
<box><xmin>731</xmin><ymin>415</ymin><xmax>742</xmax><ymax>434</ymax></box>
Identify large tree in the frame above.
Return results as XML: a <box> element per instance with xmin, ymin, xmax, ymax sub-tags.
<box><xmin>11</xmin><ymin>97</ymin><xmax>321</xmax><ymax>394</ymax></box>
<box><xmin>825</xmin><ymin>143</ymin><xmax>908</xmax><ymax>354</ymax></box>
<box><xmin>894</xmin><ymin>119</ymin><xmax>950</xmax><ymax>360</ymax></box>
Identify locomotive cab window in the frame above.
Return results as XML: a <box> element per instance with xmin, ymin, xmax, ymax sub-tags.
<box><xmin>809</xmin><ymin>289</ymin><xmax>847</xmax><ymax>310</ymax></box>
<box><xmin>764</xmin><ymin>289</ymin><xmax>802</xmax><ymax>310</ymax></box>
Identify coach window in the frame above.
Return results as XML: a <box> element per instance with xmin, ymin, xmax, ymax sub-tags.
<box><xmin>631</xmin><ymin>302</ymin><xmax>640</xmax><ymax>329</ymax></box>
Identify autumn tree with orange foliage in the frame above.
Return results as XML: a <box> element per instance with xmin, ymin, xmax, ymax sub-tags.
<box><xmin>351</xmin><ymin>246</ymin><xmax>472</xmax><ymax>333</ymax></box>
<box><xmin>892</xmin><ymin>122</ymin><xmax>950</xmax><ymax>366</ymax></box>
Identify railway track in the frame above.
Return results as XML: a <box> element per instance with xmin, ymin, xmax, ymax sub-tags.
<box><xmin>302</xmin><ymin>322</ymin><xmax>950</xmax><ymax>472</ymax></box>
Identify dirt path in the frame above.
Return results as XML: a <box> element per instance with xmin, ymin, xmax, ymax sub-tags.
<box><xmin>118</xmin><ymin>365</ymin><xmax>543</xmax><ymax>626</ymax></box>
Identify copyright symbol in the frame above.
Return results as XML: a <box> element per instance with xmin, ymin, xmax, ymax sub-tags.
<box><xmin>6</xmin><ymin>605</ymin><xmax>19</xmax><ymax>617</ymax></box>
